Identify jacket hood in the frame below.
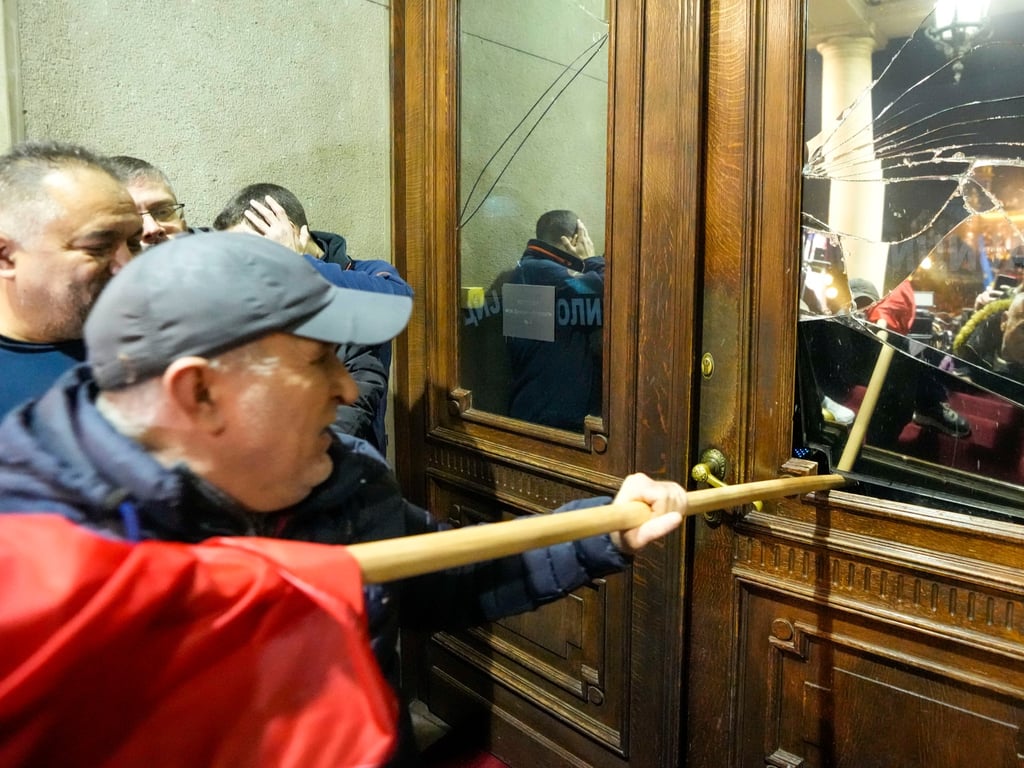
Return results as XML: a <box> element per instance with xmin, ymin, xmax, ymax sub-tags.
<box><xmin>0</xmin><ymin>367</ymin><xmax>254</xmax><ymax>540</ymax></box>
<box><xmin>313</xmin><ymin>230</ymin><xmax>352</xmax><ymax>269</ymax></box>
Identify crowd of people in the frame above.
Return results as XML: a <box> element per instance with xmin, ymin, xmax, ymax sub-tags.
<box><xmin>0</xmin><ymin>139</ymin><xmax>685</xmax><ymax>767</ymax></box>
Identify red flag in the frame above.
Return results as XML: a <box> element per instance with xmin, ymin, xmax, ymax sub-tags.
<box><xmin>0</xmin><ymin>514</ymin><xmax>396</xmax><ymax>768</ymax></box>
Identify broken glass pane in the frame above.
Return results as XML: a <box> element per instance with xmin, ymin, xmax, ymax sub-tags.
<box><xmin>797</xmin><ymin>0</ymin><xmax>1024</xmax><ymax>517</ymax></box>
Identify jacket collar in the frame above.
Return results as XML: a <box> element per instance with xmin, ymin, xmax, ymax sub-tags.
<box><xmin>312</xmin><ymin>230</ymin><xmax>352</xmax><ymax>269</ymax></box>
<box><xmin>9</xmin><ymin>367</ymin><xmax>255</xmax><ymax>540</ymax></box>
<box><xmin>522</xmin><ymin>239</ymin><xmax>586</xmax><ymax>272</ymax></box>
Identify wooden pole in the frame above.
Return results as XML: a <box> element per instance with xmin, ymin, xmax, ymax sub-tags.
<box><xmin>349</xmin><ymin>473</ymin><xmax>845</xmax><ymax>583</ymax></box>
<box><xmin>837</xmin><ymin>321</ymin><xmax>892</xmax><ymax>472</ymax></box>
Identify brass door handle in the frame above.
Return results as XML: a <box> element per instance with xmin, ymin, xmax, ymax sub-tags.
<box><xmin>691</xmin><ymin>448</ymin><xmax>763</xmax><ymax>513</ymax></box>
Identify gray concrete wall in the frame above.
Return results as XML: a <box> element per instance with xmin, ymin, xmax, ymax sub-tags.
<box><xmin>14</xmin><ymin>0</ymin><xmax>392</xmax><ymax>263</ymax></box>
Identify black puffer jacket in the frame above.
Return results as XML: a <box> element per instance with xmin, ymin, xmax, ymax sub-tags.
<box><xmin>0</xmin><ymin>366</ymin><xmax>627</xmax><ymax>765</ymax></box>
<box><xmin>308</xmin><ymin>233</ymin><xmax>413</xmax><ymax>454</ymax></box>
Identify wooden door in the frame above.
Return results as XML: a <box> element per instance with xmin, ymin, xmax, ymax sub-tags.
<box><xmin>392</xmin><ymin>0</ymin><xmax>1024</xmax><ymax>766</ymax></box>
<box><xmin>392</xmin><ymin>1</ymin><xmax>702</xmax><ymax>765</ymax></box>
<box><xmin>681</xmin><ymin>0</ymin><xmax>808</xmax><ymax>762</ymax></box>
<box><xmin>687</xmin><ymin>1</ymin><xmax>1024</xmax><ymax>766</ymax></box>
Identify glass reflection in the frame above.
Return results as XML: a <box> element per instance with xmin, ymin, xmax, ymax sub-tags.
<box><xmin>797</xmin><ymin>0</ymin><xmax>1024</xmax><ymax>517</ymax></box>
<box><xmin>796</xmin><ymin>316</ymin><xmax>1024</xmax><ymax>520</ymax></box>
<box><xmin>457</xmin><ymin>0</ymin><xmax>609</xmax><ymax>432</ymax></box>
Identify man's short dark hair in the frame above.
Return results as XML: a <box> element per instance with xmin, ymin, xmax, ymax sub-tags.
<box><xmin>0</xmin><ymin>140</ymin><xmax>116</xmax><ymax>237</ymax></box>
<box><xmin>104</xmin><ymin>155</ymin><xmax>174</xmax><ymax>191</ymax></box>
<box><xmin>536</xmin><ymin>209</ymin><xmax>578</xmax><ymax>245</ymax></box>
<box><xmin>213</xmin><ymin>183</ymin><xmax>309</xmax><ymax>231</ymax></box>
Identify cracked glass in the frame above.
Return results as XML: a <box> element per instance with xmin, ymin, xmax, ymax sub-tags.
<box><xmin>456</xmin><ymin>0</ymin><xmax>609</xmax><ymax>435</ymax></box>
<box><xmin>797</xmin><ymin>0</ymin><xmax>1024</xmax><ymax>517</ymax></box>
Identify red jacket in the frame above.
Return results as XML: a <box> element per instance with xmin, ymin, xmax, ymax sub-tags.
<box><xmin>867</xmin><ymin>280</ymin><xmax>916</xmax><ymax>335</ymax></box>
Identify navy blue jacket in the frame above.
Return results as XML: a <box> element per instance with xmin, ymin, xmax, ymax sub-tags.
<box><xmin>310</xmin><ymin>231</ymin><xmax>412</xmax><ymax>454</ymax></box>
<box><xmin>0</xmin><ymin>367</ymin><xmax>626</xmax><ymax>765</ymax></box>
<box><xmin>507</xmin><ymin>240</ymin><xmax>605</xmax><ymax>429</ymax></box>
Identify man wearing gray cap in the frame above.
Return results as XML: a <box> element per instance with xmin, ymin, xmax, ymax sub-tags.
<box><xmin>0</xmin><ymin>231</ymin><xmax>685</xmax><ymax>766</ymax></box>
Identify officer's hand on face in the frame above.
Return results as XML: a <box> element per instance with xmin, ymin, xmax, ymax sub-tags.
<box><xmin>609</xmin><ymin>473</ymin><xmax>685</xmax><ymax>555</ymax></box>
<box><xmin>560</xmin><ymin>219</ymin><xmax>595</xmax><ymax>260</ymax></box>
<box><xmin>244</xmin><ymin>195</ymin><xmax>312</xmax><ymax>255</ymax></box>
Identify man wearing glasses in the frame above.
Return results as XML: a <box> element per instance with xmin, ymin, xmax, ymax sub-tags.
<box><xmin>105</xmin><ymin>155</ymin><xmax>190</xmax><ymax>248</ymax></box>
<box><xmin>0</xmin><ymin>140</ymin><xmax>142</xmax><ymax>420</ymax></box>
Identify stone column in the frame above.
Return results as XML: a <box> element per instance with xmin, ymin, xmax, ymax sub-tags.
<box><xmin>817</xmin><ymin>35</ymin><xmax>888</xmax><ymax>295</ymax></box>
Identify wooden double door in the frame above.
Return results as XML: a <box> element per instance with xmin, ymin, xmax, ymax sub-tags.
<box><xmin>391</xmin><ymin>1</ymin><xmax>1024</xmax><ymax>766</ymax></box>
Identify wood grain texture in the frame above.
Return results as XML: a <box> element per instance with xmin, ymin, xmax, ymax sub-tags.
<box><xmin>393</xmin><ymin>1</ymin><xmax>701</xmax><ymax>764</ymax></box>
<box><xmin>391</xmin><ymin>1</ymin><xmax>1024</xmax><ymax>766</ymax></box>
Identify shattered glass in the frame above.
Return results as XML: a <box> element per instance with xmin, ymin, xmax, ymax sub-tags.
<box><xmin>797</xmin><ymin>0</ymin><xmax>1024</xmax><ymax>517</ymax></box>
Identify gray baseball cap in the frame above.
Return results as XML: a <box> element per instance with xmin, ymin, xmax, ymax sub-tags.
<box><xmin>848</xmin><ymin>277</ymin><xmax>880</xmax><ymax>309</ymax></box>
<box><xmin>85</xmin><ymin>231</ymin><xmax>413</xmax><ymax>389</ymax></box>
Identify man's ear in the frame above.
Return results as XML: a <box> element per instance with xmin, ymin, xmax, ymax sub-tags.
<box><xmin>161</xmin><ymin>357</ymin><xmax>226</xmax><ymax>432</ymax></box>
<box><xmin>0</xmin><ymin>233</ymin><xmax>17</xmax><ymax>277</ymax></box>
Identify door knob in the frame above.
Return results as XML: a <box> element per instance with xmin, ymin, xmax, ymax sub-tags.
<box><xmin>691</xmin><ymin>448</ymin><xmax>763</xmax><ymax>517</ymax></box>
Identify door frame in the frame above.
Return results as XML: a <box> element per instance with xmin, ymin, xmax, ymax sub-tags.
<box><xmin>390</xmin><ymin>0</ymin><xmax>707</xmax><ymax>764</ymax></box>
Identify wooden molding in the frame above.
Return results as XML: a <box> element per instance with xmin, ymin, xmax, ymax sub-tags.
<box><xmin>734</xmin><ymin>529</ymin><xmax>1024</xmax><ymax>660</ymax></box>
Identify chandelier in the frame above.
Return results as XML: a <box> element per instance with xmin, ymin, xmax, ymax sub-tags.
<box><xmin>926</xmin><ymin>0</ymin><xmax>992</xmax><ymax>83</ymax></box>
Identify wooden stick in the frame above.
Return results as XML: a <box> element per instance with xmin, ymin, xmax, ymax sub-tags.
<box><xmin>349</xmin><ymin>473</ymin><xmax>846</xmax><ymax>583</ymax></box>
<box><xmin>685</xmin><ymin>472</ymin><xmax>845</xmax><ymax>514</ymax></box>
<box><xmin>837</xmin><ymin>321</ymin><xmax>892</xmax><ymax>472</ymax></box>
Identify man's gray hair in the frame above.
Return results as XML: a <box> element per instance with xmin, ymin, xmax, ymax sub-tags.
<box><xmin>95</xmin><ymin>377</ymin><xmax>164</xmax><ymax>439</ymax></box>
<box><xmin>96</xmin><ymin>341</ymin><xmax>283</xmax><ymax>438</ymax></box>
<box><xmin>104</xmin><ymin>155</ymin><xmax>175</xmax><ymax>192</ymax></box>
<box><xmin>0</xmin><ymin>140</ymin><xmax>115</xmax><ymax>240</ymax></box>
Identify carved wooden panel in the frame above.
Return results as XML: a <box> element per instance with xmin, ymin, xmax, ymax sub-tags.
<box><xmin>419</xmin><ymin>477</ymin><xmax>629</xmax><ymax>752</ymax></box>
<box><xmin>426</xmin><ymin>444</ymin><xmax>621</xmax><ymax>510</ymax></box>
<box><xmin>739</xmin><ymin>579</ymin><xmax>1024</xmax><ymax>767</ymax></box>
<box><xmin>736</xmin><ymin>538</ymin><xmax>1024</xmax><ymax>645</ymax></box>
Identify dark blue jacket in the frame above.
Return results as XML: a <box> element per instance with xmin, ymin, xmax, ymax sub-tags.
<box><xmin>309</xmin><ymin>232</ymin><xmax>412</xmax><ymax>454</ymax></box>
<box><xmin>0</xmin><ymin>367</ymin><xmax>625</xmax><ymax>765</ymax></box>
<box><xmin>506</xmin><ymin>240</ymin><xmax>605</xmax><ymax>429</ymax></box>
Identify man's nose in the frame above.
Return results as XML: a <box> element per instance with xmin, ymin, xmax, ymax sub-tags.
<box><xmin>109</xmin><ymin>241</ymin><xmax>136</xmax><ymax>275</ymax></box>
<box><xmin>140</xmin><ymin>212</ymin><xmax>167</xmax><ymax>241</ymax></box>
<box><xmin>332</xmin><ymin>359</ymin><xmax>359</xmax><ymax>405</ymax></box>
